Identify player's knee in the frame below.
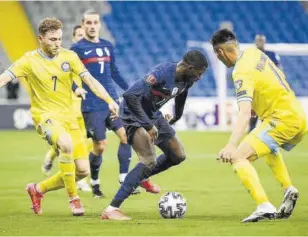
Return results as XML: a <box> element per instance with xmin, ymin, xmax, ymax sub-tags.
<box><xmin>76</xmin><ymin>169</ymin><xmax>89</xmax><ymax>179</ymax></box>
<box><xmin>116</xmin><ymin>128</ymin><xmax>128</xmax><ymax>144</ymax></box>
<box><xmin>141</xmin><ymin>157</ymin><xmax>157</xmax><ymax>170</ymax></box>
<box><xmin>93</xmin><ymin>140</ymin><xmax>107</xmax><ymax>155</ymax></box>
<box><xmin>172</xmin><ymin>152</ymin><xmax>186</xmax><ymax>165</ymax></box>
<box><xmin>57</xmin><ymin>133</ymin><xmax>73</xmax><ymax>154</ymax></box>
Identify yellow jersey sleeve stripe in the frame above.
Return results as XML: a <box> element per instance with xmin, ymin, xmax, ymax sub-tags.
<box><xmin>237</xmin><ymin>96</ymin><xmax>253</xmax><ymax>103</ymax></box>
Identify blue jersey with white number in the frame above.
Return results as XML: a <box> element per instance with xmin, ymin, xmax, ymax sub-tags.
<box><xmin>71</xmin><ymin>38</ymin><xmax>129</xmax><ymax>112</ymax></box>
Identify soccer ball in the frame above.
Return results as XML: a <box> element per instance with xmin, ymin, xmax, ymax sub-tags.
<box><xmin>158</xmin><ymin>192</ymin><xmax>187</xmax><ymax>218</ymax></box>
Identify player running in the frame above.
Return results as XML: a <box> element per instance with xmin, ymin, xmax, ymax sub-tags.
<box><xmin>41</xmin><ymin>24</ymin><xmax>92</xmax><ymax>192</ymax></box>
<box><xmin>101</xmin><ymin>50</ymin><xmax>208</xmax><ymax>220</ymax></box>
<box><xmin>0</xmin><ymin>18</ymin><xmax>118</xmax><ymax>216</ymax></box>
<box><xmin>70</xmin><ymin>11</ymin><xmax>144</xmax><ymax>197</ymax></box>
<box><xmin>211</xmin><ymin>29</ymin><xmax>306</xmax><ymax>222</ymax></box>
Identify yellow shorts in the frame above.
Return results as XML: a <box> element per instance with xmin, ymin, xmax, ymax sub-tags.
<box><xmin>33</xmin><ymin>115</ymin><xmax>88</xmax><ymax>160</ymax></box>
<box><xmin>243</xmin><ymin>119</ymin><xmax>307</xmax><ymax>157</ymax></box>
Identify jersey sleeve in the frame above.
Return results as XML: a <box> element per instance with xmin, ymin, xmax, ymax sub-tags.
<box><xmin>6</xmin><ymin>55</ymin><xmax>30</xmax><ymax>79</ymax></box>
<box><xmin>232</xmin><ymin>70</ymin><xmax>255</xmax><ymax>103</ymax></box>
<box><xmin>70</xmin><ymin>51</ymin><xmax>88</xmax><ymax>77</ymax></box>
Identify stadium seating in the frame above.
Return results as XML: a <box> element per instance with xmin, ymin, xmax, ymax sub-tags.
<box><xmin>1</xmin><ymin>1</ymin><xmax>308</xmax><ymax>98</ymax></box>
<box><xmin>103</xmin><ymin>1</ymin><xmax>308</xmax><ymax>96</ymax></box>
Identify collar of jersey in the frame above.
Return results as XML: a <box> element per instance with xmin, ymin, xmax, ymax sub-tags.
<box><xmin>37</xmin><ymin>49</ymin><xmax>58</xmax><ymax>60</ymax></box>
<box><xmin>236</xmin><ymin>51</ymin><xmax>244</xmax><ymax>62</ymax></box>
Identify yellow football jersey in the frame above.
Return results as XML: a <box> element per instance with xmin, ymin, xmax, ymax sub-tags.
<box><xmin>6</xmin><ymin>48</ymin><xmax>87</xmax><ymax>122</ymax></box>
<box><xmin>232</xmin><ymin>47</ymin><xmax>306</xmax><ymax>124</ymax></box>
<box><xmin>72</xmin><ymin>75</ymin><xmax>83</xmax><ymax>118</ymax></box>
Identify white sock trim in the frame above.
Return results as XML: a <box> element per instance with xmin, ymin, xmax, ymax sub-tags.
<box><xmin>90</xmin><ymin>179</ymin><xmax>100</xmax><ymax>185</ymax></box>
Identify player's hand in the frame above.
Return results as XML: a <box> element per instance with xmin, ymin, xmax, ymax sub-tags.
<box><xmin>164</xmin><ymin>113</ymin><xmax>173</xmax><ymax>122</ymax></box>
<box><xmin>147</xmin><ymin>126</ymin><xmax>158</xmax><ymax>143</ymax></box>
<box><xmin>217</xmin><ymin>143</ymin><xmax>237</xmax><ymax>164</ymax></box>
<box><xmin>74</xmin><ymin>87</ymin><xmax>88</xmax><ymax>100</ymax></box>
<box><xmin>109</xmin><ymin>101</ymin><xmax>119</xmax><ymax>120</ymax></box>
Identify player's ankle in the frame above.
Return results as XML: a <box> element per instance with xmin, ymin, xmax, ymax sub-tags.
<box><xmin>119</xmin><ymin>173</ymin><xmax>127</xmax><ymax>183</ymax></box>
<box><xmin>106</xmin><ymin>205</ymin><xmax>119</xmax><ymax>212</ymax></box>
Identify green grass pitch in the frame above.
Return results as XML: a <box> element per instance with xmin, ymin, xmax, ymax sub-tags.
<box><xmin>0</xmin><ymin>130</ymin><xmax>308</xmax><ymax>236</ymax></box>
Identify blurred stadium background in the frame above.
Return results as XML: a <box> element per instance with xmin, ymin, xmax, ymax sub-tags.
<box><xmin>1</xmin><ymin>1</ymin><xmax>308</xmax><ymax>235</ymax></box>
<box><xmin>1</xmin><ymin>1</ymin><xmax>308</xmax><ymax>130</ymax></box>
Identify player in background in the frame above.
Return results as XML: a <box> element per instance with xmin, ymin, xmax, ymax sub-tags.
<box><xmin>0</xmin><ymin>18</ymin><xmax>118</xmax><ymax>216</ymax></box>
<box><xmin>41</xmin><ymin>25</ymin><xmax>92</xmax><ymax>192</ymax></box>
<box><xmin>71</xmin><ymin>11</ymin><xmax>144</xmax><ymax>197</ymax></box>
<box><xmin>101</xmin><ymin>50</ymin><xmax>208</xmax><ymax>220</ymax></box>
<box><xmin>249</xmin><ymin>34</ymin><xmax>282</xmax><ymax>132</ymax></box>
<box><xmin>211</xmin><ymin>29</ymin><xmax>305</xmax><ymax>222</ymax></box>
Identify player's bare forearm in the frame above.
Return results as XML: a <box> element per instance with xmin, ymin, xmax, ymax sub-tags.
<box><xmin>80</xmin><ymin>72</ymin><xmax>114</xmax><ymax>104</ymax></box>
<box><xmin>228</xmin><ymin>101</ymin><xmax>252</xmax><ymax>146</ymax></box>
<box><xmin>0</xmin><ymin>72</ymin><xmax>13</xmax><ymax>89</ymax></box>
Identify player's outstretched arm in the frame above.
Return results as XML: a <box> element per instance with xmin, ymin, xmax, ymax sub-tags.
<box><xmin>228</xmin><ymin>100</ymin><xmax>252</xmax><ymax>146</ymax></box>
<box><xmin>169</xmin><ymin>90</ymin><xmax>188</xmax><ymax>125</ymax></box>
<box><xmin>0</xmin><ymin>71</ymin><xmax>13</xmax><ymax>88</ymax></box>
<box><xmin>80</xmin><ymin>72</ymin><xmax>118</xmax><ymax>116</ymax></box>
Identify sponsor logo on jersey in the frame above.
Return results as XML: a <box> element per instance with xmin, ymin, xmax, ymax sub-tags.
<box><xmin>61</xmin><ymin>62</ymin><xmax>71</xmax><ymax>72</ymax></box>
<box><xmin>84</xmin><ymin>50</ymin><xmax>92</xmax><ymax>55</ymax></box>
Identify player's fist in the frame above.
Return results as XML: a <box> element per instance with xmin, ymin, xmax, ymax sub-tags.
<box><xmin>164</xmin><ymin>113</ymin><xmax>173</xmax><ymax>122</ymax></box>
<box><xmin>109</xmin><ymin>101</ymin><xmax>119</xmax><ymax>120</ymax></box>
<box><xmin>74</xmin><ymin>87</ymin><xmax>88</xmax><ymax>100</ymax></box>
<box><xmin>147</xmin><ymin>125</ymin><xmax>158</xmax><ymax>143</ymax></box>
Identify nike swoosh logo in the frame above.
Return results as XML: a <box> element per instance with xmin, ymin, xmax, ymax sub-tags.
<box><xmin>84</xmin><ymin>50</ymin><xmax>92</xmax><ymax>55</ymax></box>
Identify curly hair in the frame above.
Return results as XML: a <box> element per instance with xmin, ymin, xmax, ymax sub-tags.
<box><xmin>38</xmin><ymin>17</ymin><xmax>63</xmax><ymax>35</ymax></box>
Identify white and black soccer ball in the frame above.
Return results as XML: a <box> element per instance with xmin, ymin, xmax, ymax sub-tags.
<box><xmin>158</xmin><ymin>192</ymin><xmax>187</xmax><ymax>219</ymax></box>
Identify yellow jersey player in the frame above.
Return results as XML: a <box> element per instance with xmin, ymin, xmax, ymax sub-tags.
<box><xmin>41</xmin><ymin>24</ymin><xmax>92</xmax><ymax>192</ymax></box>
<box><xmin>211</xmin><ymin>29</ymin><xmax>306</xmax><ymax>222</ymax></box>
<box><xmin>0</xmin><ymin>18</ymin><xmax>118</xmax><ymax>216</ymax></box>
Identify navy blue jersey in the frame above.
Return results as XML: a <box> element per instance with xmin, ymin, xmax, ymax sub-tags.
<box><xmin>71</xmin><ymin>38</ymin><xmax>129</xmax><ymax>112</ymax></box>
<box><xmin>120</xmin><ymin>62</ymin><xmax>192</xmax><ymax>130</ymax></box>
<box><xmin>264</xmin><ymin>50</ymin><xmax>280</xmax><ymax>67</ymax></box>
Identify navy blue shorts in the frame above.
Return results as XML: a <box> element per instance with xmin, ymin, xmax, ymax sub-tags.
<box><xmin>122</xmin><ymin>115</ymin><xmax>176</xmax><ymax>146</ymax></box>
<box><xmin>83</xmin><ymin>110</ymin><xmax>123</xmax><ymax>141</ymax></box>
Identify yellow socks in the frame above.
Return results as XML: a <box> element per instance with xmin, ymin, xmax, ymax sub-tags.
<box><xmin>58</xmin><ymin>153</ymin><xmax>77</xmax><ymax>198</ymax></box>
<box><xmin>264</xmin><ymin>152</ymin><xmax>292</xmax><ymax>190</ymax></box>
<box><xmin>38</xmin><ymin>171</ymin><xmax>63</xmax><ymax>193</ymax></box>
<box><xmin>233</xmin><ymin>159</ymin><xmax>269</xmax><ymax>205</ymax></box>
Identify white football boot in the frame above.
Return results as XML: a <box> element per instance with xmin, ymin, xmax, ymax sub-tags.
<box><xmin>242</xmin><ymin>202</ymin><xmax>277</xmax><ymax>223</ymax></box>
<box><xmin>77</xmin><ymin>179</ymin><xmax>92</xmax><ymax>192</ymax></box>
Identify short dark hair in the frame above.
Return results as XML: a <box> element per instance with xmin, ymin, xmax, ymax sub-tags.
<box><xmin>72</xmin><ymin>25</ymin><xmax>82</xmax><ymax>36</ymax></box>
<box><xmin>183</xmin><ymin>50</ymin><xmax>208</xmax><ymax>69</ymax></box>
<box><xmin>211</xmin><ymin>29</ymin><xmax>237</xmax><ymax>46</ymax></box>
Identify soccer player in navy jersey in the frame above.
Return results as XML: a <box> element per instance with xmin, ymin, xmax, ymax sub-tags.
<box><xmin>249</xmin><ymin>34</ymin><xmax>282</xmax><ymax>132</ymax></box>
<box><xmin>70</xmin><ymin>11</ymin><xmax>144</xmax><ymax>197</ymax></box>
<box><xmin>101</xmin><ymin>50</ymin><xmax>208</xmax><ymax>220</ymax></box>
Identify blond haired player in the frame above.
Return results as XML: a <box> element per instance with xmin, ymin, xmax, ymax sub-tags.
<box><xmin>0</xmin><ymin>18</ymin><xmax>118</xmax><ymax>216</ymax></box>
<box><xmin>211</xmin><ymin>29</ymin><xmax>306</xmax><ymax>222</ymax></box>
<box><xmin>42</xmin><ymin>24</ymin><xmax>92</xmax><ymax>192</ymax></box>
